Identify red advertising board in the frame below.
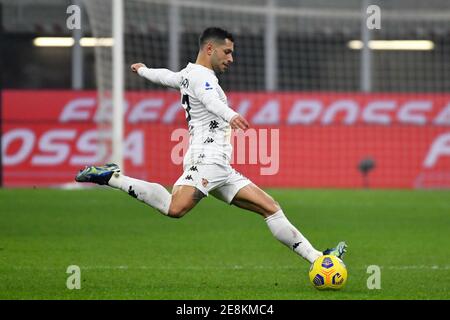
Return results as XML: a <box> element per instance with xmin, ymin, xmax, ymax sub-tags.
<box><xmin>2</xmin><ymin>90</ymin><xmax>450</xmax><ymax>188</ymax></box>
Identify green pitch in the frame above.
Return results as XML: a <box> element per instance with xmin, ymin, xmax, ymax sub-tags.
<box><xmin>0</xmin><ymin>188</ymin><xmax>449</xmax><ymax>300</ymax></box>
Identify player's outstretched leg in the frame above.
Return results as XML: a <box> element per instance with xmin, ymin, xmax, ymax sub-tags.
<box><xmin>76</xmin><ymin>163</ymin><xmax>171</xmax><ymax>214</ymax></box>
<box><xmin>231</xmin><ymin>183</ymin><xmax>347</xmax><ymax>263</ymax></box>
<box><xmin>75</xmin><ymin>163</ymin><xmax>202</xmax><ymax>218</ymax></box>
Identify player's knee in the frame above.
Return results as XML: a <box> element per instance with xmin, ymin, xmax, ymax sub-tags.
<box><xmin>167</xmin><ymin>205</ymin><xmax>189</xmax><ymax>218</ymax></box>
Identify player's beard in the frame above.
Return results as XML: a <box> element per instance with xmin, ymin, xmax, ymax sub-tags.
<box><xmin>211</xmin><ymin>53</ymin><xmax>226</xmax><ymax>74</ymax></box>
<box><xmin>211</xmin><ymin>63</ymin><xmax>223</xmax><ymax>74</ymax></box>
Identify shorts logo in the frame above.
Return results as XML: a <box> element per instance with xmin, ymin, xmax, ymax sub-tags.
<box><xmin>185</xmin><ymin>175</ymin><xmax>193</xmax><ymax>181</ymax></box>
<box><xmin>202</xmin><ymin>178</ymin><xmax>209</xmax><ymax>187</ymax></box>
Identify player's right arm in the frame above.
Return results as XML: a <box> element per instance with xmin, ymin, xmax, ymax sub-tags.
<box><xmin>192</xmin><ymin>73</ymin><xmax>249</xmax><ymax>130</ymax></box>
<box><xmin>229</xmin><ymin>114</ymin><xmax>249</xmax><ymax>130</ymax></box>
<box><xmin>131</xmin><ymin>63</ymin><xmax>180</xmax><ymax>90</ymax></box>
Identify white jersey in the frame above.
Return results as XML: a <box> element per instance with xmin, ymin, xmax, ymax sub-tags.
<box><xmin>138</xmin><ymin>63</ymin><xmax>238</xmax><ymax>168</ymax></box>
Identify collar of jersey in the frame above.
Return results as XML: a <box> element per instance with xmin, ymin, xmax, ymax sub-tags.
<box><xmin>188</xmin><ymin>62</ymin><xmax>216</xmax><ymax>75</ymax></box>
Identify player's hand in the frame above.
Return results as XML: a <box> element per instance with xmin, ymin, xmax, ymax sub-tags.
<box><xmin>230</xmin><ymin>114</ymin><xmax>250</xmax><ymax>130</ymax></box>
<box><xmin>131</xmin><ymin>63</ymin><xmax>146</xmax><ymax>73</ymax></box>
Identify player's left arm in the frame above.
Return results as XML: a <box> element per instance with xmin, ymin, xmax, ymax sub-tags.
<box><xmin>131</xmin><ymin>63</ymin><xmax>180</xmax><ymax>90</ymax></box>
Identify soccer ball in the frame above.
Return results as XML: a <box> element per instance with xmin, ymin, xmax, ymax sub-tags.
<box><xmin>309</xmin><ymin>255</ymin><xmax>347</xmax><ymax>290</ymax></box>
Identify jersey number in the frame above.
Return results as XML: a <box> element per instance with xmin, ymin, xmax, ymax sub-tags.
<box><xmin>182</xmin><ymin>94</ymin><xmax>191</xmax><ymax>124</ymax></box>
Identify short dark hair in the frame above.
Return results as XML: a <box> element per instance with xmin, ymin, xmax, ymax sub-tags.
<box><xmin>199</xmin><ymin>27</ymin><xmax>234</xmax><ymax>48</ymax></box>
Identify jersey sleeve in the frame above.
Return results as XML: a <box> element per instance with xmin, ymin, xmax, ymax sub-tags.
<box><xmin>138</xmin><ymin>67</ymin><xmax>181</xmax><ymax>90</ymax></box>
<box><xmin>191</xmin><ymin>73</ymin><xmax>238</xmax><ymax>123</ymax></box>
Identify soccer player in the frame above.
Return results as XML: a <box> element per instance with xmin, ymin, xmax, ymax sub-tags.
<box><xmin>75</xmin><ymin>27</ymin><xmax>347</xmax><ymax>265</ymax></box>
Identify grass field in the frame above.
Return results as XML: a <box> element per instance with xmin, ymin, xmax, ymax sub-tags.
<box><xmin>0</xmin><ymin>188</ymin><xmax>449</xmax><ymax>300</ymax></box>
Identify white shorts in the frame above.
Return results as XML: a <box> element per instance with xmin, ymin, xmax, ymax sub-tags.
<box><xmin>174</xmin><ymin>164</ymin><xmax>252</xmax><ymax>204</ymax></box>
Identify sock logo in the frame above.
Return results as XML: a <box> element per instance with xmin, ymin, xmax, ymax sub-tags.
<box><xmin>128</xmin><ymin>186</ymin><xmax>138</xmax><ymax>198</ymax></box>
<box><xmin>293</xmin><ymin>241</ymin><xmax>302</xmax><ymax>249</ymax></box>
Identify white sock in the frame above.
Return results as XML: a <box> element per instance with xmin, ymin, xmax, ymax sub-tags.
<box><xmin>265</xmin><ymin>210</ymin><xmax>322</xmax><ymax>263</ymax></box>
<box><xmin>108</xmin><ymin>173</ymin><xmax>171</xmax><ymax>215</ymax></box>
